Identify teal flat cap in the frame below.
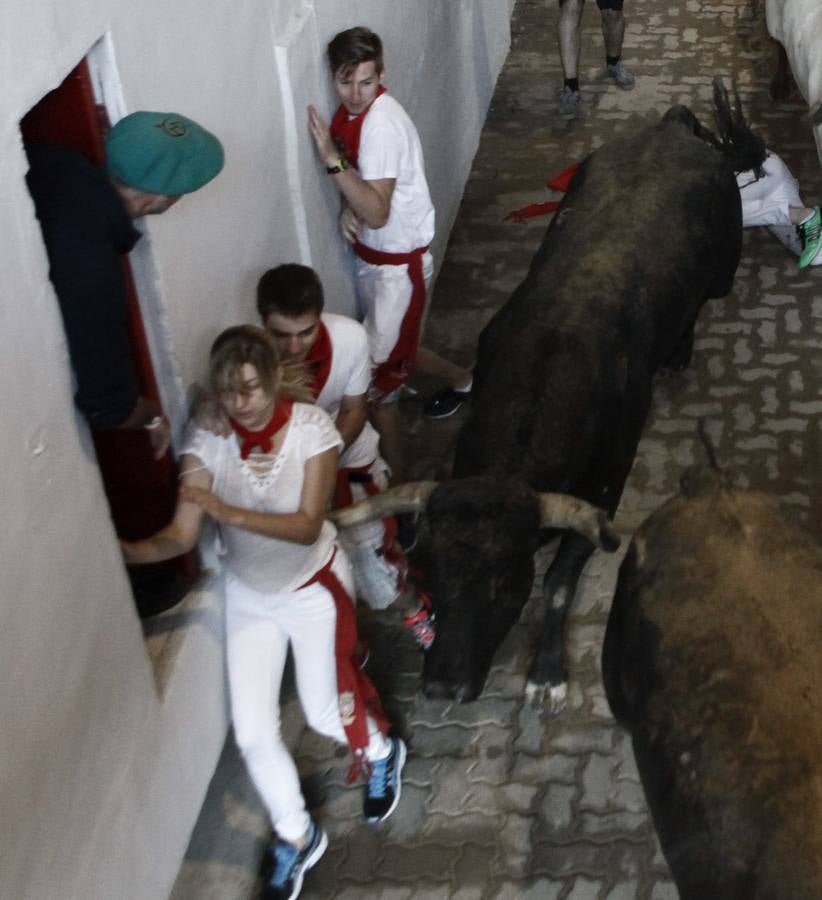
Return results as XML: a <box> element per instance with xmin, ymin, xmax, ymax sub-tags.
<box><xmin>106</xmin><ymin>111</ymin><xmax>224</xmax><ymax>194</ymax></box>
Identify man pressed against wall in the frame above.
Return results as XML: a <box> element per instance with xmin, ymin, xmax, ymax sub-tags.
<box><xmin>257</xmin><ymin>263</ymin><xmax>410</xmax><ymax>612</ymax></box>
<box><xmin>308</xmin><ymin>27</ymin><xmax>473</xmax><ymax>480</ymax></box>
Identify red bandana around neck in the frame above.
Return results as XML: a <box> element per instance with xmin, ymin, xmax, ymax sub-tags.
<box><xmin>305</xmin><ymin>321</ymin><xmax>333</xmax><ymax>399</ymax></box>
<box><xmin>329</xmin><ymin>85</ymin><xmax>386</xmax><ymax>170</ymax></box>
<box><xmin>229</xmin><ymin>399</ymin><xmax>293</xmax><ymax>459</ymax></box>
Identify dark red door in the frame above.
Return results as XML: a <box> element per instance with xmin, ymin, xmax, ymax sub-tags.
<box><xmin>21</xmin><ymin>60</ymin><xmax>198</xmax><ymax>614</ymax></box>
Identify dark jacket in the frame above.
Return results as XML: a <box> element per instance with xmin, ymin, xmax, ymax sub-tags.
<box><xmin>26</xmin><ymin>143</ymin><xmax>142</xmax><ymax>428</ymax></box>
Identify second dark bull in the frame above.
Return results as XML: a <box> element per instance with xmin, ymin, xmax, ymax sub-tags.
<box><xmin>334</xmin><ymin>82</ymin><xmax>766</xmax><ymax>708</ymax></box>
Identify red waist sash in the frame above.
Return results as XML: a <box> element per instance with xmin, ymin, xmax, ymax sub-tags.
<box><xmin>354</xmin><ymin>240</ymin><xmax>429</xmax><ymax>397</ymax></box>
<box><xmin>299</xmin><ymin>547</ymin><xmax>389</xmax><ymax>780</ymax></box>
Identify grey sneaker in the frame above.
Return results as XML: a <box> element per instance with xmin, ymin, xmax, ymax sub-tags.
<box><xmin>607</xmin><ymin>61</ymin><xmax>635</xmax><ymax>90</ymax></box>
<box><xmin>558</xmin><ymin>86</ymin><xmax>582</xmax><ymax>119</ymax></box>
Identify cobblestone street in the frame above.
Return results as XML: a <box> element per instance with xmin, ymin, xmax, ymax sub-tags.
<box><xmin>172</xmin><ymin>1</ymin><xmax>822</xmax><ymax>897</ymax></box>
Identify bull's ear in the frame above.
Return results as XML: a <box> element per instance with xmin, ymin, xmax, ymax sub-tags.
<box><xmin>537</xmin><ymin>493</ymin><xmax>620</xmax><ymax>551</ymax></box>
<box><xmin>328</xmin><ymin>481</ymin><xmax>439</xmax><ymax>528</ymax></box>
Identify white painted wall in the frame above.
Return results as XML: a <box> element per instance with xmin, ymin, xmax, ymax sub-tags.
<box><xmin>0</xmin><ymin>1</ymin><xmax>513</xmax><ymax>898</ymax></box>
<box><xmin>767</xmin><ymin>0</ymin><xmax>822</xmax><ymax>163</ymax></box>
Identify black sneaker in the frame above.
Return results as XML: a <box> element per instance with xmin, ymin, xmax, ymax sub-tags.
<box><xmin>261</xmin><ymin>820</ymin><xmax>327</xmax><ymax>900</ymax></box>
<box><xmin>363</xmin><ymin>736</ymin><xmax>407</xmax><ymax>823</ymax></box>
<box><xmin>423</xmin><ymin>386</ymin><xmax>471</xmax><ymax>419</ymax></box>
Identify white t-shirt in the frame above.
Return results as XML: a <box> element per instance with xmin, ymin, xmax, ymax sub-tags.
<box><xmin>182</xmin><ymin>403</ymin><xmax>342</xmax><ymax>593</ymax></box>
<box><xmin>357</xmin><ymin>92</ymin><xmax>436</xmax><ymax>254</ymax></box>
<box><xmin>317</xmin><ymin>312</ymin><xmax>381</xmax><ymax>469</ymax></box>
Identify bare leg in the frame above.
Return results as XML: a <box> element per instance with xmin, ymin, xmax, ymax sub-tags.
<box><xmin>601</xmin><ymin>9</ymin><xmax>635</xmax><ymax>89</ymax></box>
<box><xmin>558</xmin><ymin>0</ymin><xmax>584</xmax><ymax>80</ymax></box>
<box><xmin>415</xmin><ymin>346</ymin><xmax>472</xmax><ymax>392</ymax></box>
<box><xmin>370</xmin><ymin>402</ymin><xmax>405</xmax><ymax>484</ymax></box>
<box><xmin>789</xmin><ymin>206</ymin><xmax>815</xmax><ymax>225</ymax></box>
<box><xmin>600</xmin><ymin>8</ymin><xmax>625</xmax><ymax>58</ymax></box>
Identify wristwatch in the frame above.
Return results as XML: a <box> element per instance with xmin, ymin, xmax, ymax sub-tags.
<box><xmin>326</xmin><ymin>157</ymin><xmax>350</xmax><ymax>175</ymax></box>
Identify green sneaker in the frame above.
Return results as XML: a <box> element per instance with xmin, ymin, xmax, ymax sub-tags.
<box><xmin>798</xmin><ymin>207</ymin><xmax>822</xmax><ymax>268</ymax></box>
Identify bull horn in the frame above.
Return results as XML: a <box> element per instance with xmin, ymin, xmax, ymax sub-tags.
<box><xmin>537</xmin><ymin>493</ymin><xmax>620</xmax><ymax>552</ymax></box>
<box><xmin>328</xmin><ymin>481</ymin><xmax>439</xmax><ymax>528</ymax></box>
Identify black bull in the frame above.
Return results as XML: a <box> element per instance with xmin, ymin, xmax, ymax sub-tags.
<box><xmin>602</xmin><ymin>467</ymin><xmax>822</xmax><ymax>899</ymax></box>
<box><xmin>333</xmin><ymin>98</ymin><xmax>753</xmax><ymax>706</ymax></box>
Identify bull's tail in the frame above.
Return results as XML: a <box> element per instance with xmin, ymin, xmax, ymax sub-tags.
<box><xmin>709</xmin><ymin>77</ymin><xmax>767</xmax><ymax>176</ymax></box>
<box><xmin>696</xmin><ymin>418</ymin><xmax>721</xmax><ymax>472</ymax></box>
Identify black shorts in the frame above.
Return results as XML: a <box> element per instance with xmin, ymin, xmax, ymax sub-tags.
<box><xmin>560</xmin><ymin>0</ymin><xmax>624</xmax><ymax>9</ymax></box>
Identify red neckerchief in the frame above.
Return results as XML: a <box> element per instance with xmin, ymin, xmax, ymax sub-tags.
<box><xmin>329</xmin><ymin>85</ymin><xmax>386</xmax><ymax>170</ymax></box>
<box><xmin>305</xmin><ymin>321</ymin><xmax>333</xmax><ymax>399</ymax></box>
<box><xmin>299</xmin><ymin>546</ymin><xmax>390</xmax><ymax>781</ymax></box>
<box><xmin>229</xmin><ymin>399</ymin><xmax>293</xmax><ymax>459</ymax></box>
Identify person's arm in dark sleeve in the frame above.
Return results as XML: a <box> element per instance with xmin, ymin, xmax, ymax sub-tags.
<box><xmin>48</xmin><ymin>240</ymin><xmax>171</xmax><ymax>457</ymax></box>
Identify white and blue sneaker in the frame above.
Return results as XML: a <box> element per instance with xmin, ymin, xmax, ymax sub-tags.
<box><xmin>363</xmin><ymin>736</ymin><xmax>407</xmax><ymax>824</ymax></box>
<box><xmin>262</xmin><ymin>820</ymin><xmax>327</xmax><ymax>900</ymax></box>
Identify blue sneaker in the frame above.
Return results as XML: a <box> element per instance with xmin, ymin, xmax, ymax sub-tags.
<box><xmin>363</xmin><ymin>736</ymin><xmax>407</xmax><ymax>823</ymax></box>
<box><xmin>262</xmin><ymin>820</ymin><xmax>327</xmax><ymax>900</ymax></box>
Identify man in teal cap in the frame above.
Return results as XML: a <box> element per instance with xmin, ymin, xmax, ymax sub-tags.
<box><xmin>25</xmin><ymin>110</ymin><xmax>223</xmax><ymax>615</ymax></box>
<box><xmin>105</xmin><ymin>110</ymin><xmax>224</xmax><ymax>217</ymax></box>
<box><xmin>27</xmin><ymin>109</ymin><xmax>223</xmax><ymax>441</ymax></box>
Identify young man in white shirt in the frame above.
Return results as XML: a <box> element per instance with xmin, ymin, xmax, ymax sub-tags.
<box><xmin>308</xmin><ymin>27</ymin><xmax>473</xmax><ymax>479</ymax></box>
<box><xmin>257</xmin><ymin>265</ymin><xmax>433</xmax><ymax>635</ymax></box>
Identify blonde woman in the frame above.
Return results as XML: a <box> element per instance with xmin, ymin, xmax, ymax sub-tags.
<box><xmin>122</xmin><ymin>325</ymin><xmax>405</xmax><ymax>900</ymax></box>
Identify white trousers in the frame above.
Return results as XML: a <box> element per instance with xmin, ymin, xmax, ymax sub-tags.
<box><xmin>354</xmin><ymin>250</ymin><xmax>434</xmax><ymax>368</ymax></box>
<box><xmin>226</xmin><ymin>548</ymin><xmax>389</xmax><ymax>843</ymax></box>
<box><xmin>737</xmin><ymin>151</ymin><xmax>805</xmax><ymax>256</ymax></box>
<box><xmin>337</xmin><ymin>456</ymin><xmax>405</xmax><ymax>610</ymax></box>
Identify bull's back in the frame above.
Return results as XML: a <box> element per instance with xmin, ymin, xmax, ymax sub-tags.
<box><xmin>458</xmin><ymin>114</ymin><xmax>742</xmax><ymax>485</ymax></box>
<box><xmin>530</xmin><ymin>117</ymin><xmax>741</xmax><ymax>348</ymax></box>
<box><xmin>610</xmin><ymin>489</ymin><xmax>822</xmax><ymax>898</ymax></box>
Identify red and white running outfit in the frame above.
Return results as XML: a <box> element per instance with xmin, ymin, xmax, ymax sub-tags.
<box><xmin>332</xmin><ymin>91</ymin><xmax>436</xmax><ymax>400</ymax></box>
<box><xmin>738</xmin><ymin>150</ymin><xmax>822</xmax><ymax>263</ymax></box>
<box><xmin>316</xmin><ymin>313</ymin><xmax>406</xmax><ymax>609</ymax></box>
<box><xmin>182</xmin><ymin>403</ymin><xmax>390</xmax><ymax>844</ymax></box>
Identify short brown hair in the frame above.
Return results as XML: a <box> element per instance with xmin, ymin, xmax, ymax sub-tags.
<box><xmin>327</xmin><ymin>27</ymin><xmax>384</xmax><ymax>78</ymax></box>
<box><xmin>257</xmin><ymin>264</ymin><xmax>324</xmax><ymax>320</ymax></box>
<box><xmin>208</xmin><ymin>325</ymin><xmax>313</xmax><ymax>403</ymax></box>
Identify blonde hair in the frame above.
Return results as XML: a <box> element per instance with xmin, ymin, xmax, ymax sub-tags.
<box><xmin>208</xmin><ymin>325</ymin><xmax>314</xmax><ymax>404</ymax></box>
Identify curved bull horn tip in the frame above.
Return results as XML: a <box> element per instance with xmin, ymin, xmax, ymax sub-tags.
<box><xmin>328</xmin><ymin>480</ymin><xmax>439</xmax><ymax>529</ymax></box>
<box><xmin>537</xmin><ymin>493</ymin><xmax>620</xmax><ymax>552</ymax></box>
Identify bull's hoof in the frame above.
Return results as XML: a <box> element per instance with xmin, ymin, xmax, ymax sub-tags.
<box><xmin>525</xmin><ymin>679</ymin><xmax>567</xmax><ymax>714</ymax></box>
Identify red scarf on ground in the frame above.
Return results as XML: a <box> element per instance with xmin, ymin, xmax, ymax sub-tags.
<box><xmin>503</xmin><ymin>162</ymin><xmax>581</xmax><ymax>222</ymax></box>
<box><xmin>229</xmin><ymin>399</ymin><xmax>293</xmax><ymax>459</ymax></box>
<box><xmin>299</xmin><ymin>547</ymin><xmax>390</xmax><ymax>781</ymax></box>
<box><xmin>305</xmin><ymin>321</ymin><xmax>333</xmax><ymax>399</ymax></box>
<box><xmin>330</xmin><ymin>85</ymin><xmax>386</xmax><ymax>170</ymax></box>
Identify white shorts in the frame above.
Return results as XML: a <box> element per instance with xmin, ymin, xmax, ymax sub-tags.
<box><xmin>354</xmin><ymin>250</ymin><xmax>434</xmax><ymax>371</ymax></box>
